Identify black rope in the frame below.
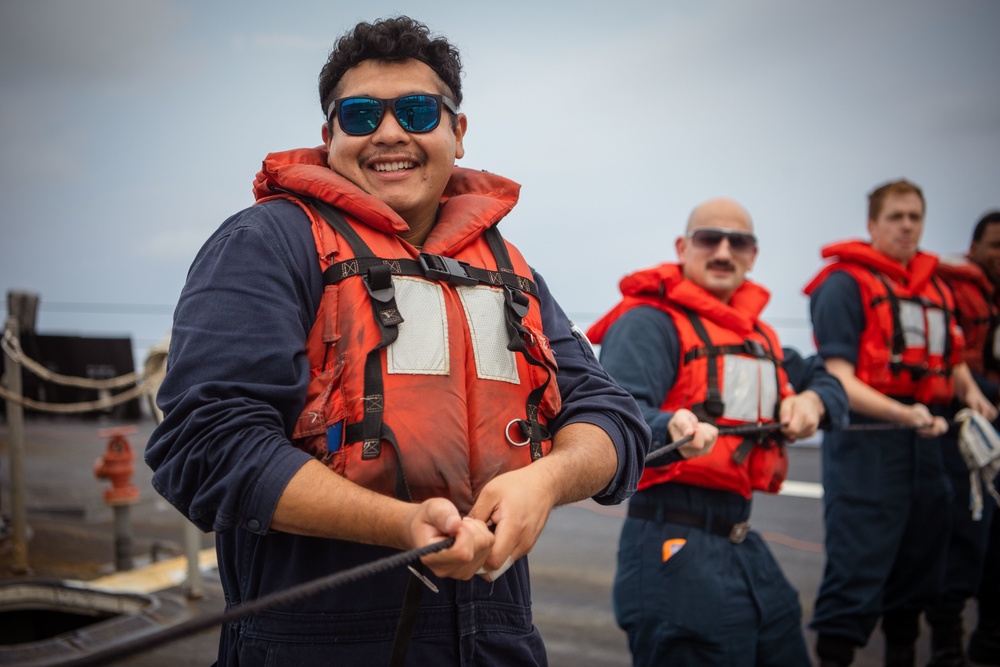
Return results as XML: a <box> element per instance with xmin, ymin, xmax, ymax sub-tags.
<box><xmin>58</xmin><ymin>536</ymin><xmax>457</xmax><ymax>667</ymax></box>
<box><xmin>643</xmin><ymin>419</ymin><xmax>957</xmax><ymax>464</ymax></box>
<box><xmin>644</xmin><ymin>422</ymin><xmax>788</xmax><ymax>463</ymax></box>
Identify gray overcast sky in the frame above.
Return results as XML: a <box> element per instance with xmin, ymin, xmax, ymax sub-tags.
<box><xmin>1</xmin><ymin>0</ymin><xmax>998</xmax><ymax>359</ymax></box>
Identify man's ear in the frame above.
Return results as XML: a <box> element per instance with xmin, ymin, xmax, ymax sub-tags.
<box><xmin>453</xmin><ymin>113</ymin><xmax>468</xmax><ymax>160</ymax></box>
<box><xmin>321</xmin><ymin>122</ymin><xmax>331</xmax><ymax>145</ymax></box>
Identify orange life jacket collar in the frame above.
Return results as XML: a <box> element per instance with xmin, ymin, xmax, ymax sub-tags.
<box><xmin>807</xmin><ymin>240</ymin><xmax>939</xmax><ymax>297</ymax></box>
<box><xmin>588</xmin><ymin>263</ymin><xmax>771</xmax><ymax>344</ymax></box>
<box><xmin>805</xmin><ymin>240</ymin><xmax>959</xmax><ymax>404</ymax></box>
<box><xmin>252</xmin><ymin>147</ymin><xmax>521</xmax><ymax>258</ymax></box>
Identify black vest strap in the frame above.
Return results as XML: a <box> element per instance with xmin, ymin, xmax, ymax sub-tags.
<box><xmin>682</xmin><ymin>310</ymin><xmax>784</xmax><ymax>465</ymax></box>
<box><xmin>323</xmin><ymin>247</ymin><xmax>539</xmax><ymax>298</ymax></box>
<box><xmin>870</xmin><ymin>270</ymin><xmax>908</xmax><ymax>365</ymax></box>
<box><xmin>753</xmin><ymin>323</ymin><xmax>783</xmax><ymax>424</ymax></box>
<box><xmin>733</xmin><ymin>323</ymin><xmax>785</xmax><ymax>463</ymax></box>
<box><xmin>310</xmin><ymin>200</ymin><xmax>405</xmax><ymax>486</ymax></box>
<box><xmin>930</xmin><ymin>276</ymin><xmax>954</xmax><ymax>374</ymax></box>
<box><xmin>483</xmin><ymin>226</ymin><xmax>552</xmax><ymax>461</ymax></box>
<box><xmin>684</xmin><ymin>340</ymin><xmax>772</xmax><ymax>363</ymax></box>
<box><xmin>683</xmin><ymin>310</ymin><xmax>725</xmax><ymax>420</ymax></box>
<box><xmin>871</xmin><ymin>270</ymin><xmax>955</xmax><ymax>381</ymax></box>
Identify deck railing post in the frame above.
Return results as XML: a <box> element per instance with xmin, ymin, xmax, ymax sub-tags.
<box><xmin>3</xmin><ymin>317</ymin><xmax>31</xmax><ymax>574</ymax></box>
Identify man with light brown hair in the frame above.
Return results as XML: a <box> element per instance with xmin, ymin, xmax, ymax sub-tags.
<box><xmin>805</xmin><ymin>179</ymin><xmax>996</xmax><ymax>666</ymax></box>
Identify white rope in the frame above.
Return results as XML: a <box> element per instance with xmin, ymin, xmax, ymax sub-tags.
<box><xmin>1</xmin><ymin>328</ymin><xmax>167</xmax><ymax>414</ymax></box>
<box><xmin>1</xmin><ymin>329</ymin><xmax>140</xmax><ymax>389</ymax></box>
<box><xmin>0</xmin><ymin>378</ymin><xmax>160</xmax><ymax>413</ymax></box>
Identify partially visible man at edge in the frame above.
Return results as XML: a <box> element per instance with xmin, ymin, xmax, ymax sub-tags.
<box><xmin>805</xmin><ymin>179</ymin><xmax>997</xmax><ymax>667</ymax></box>
<box><xmin>930</xmin><ymin>210</ymin><xmax>1000</xmax><ymax>666</ymax></box>
<box><xmin>145</xmin><ymin>16</ymin><xmax>649</xmax><ymax>666</ymax></box>
<box><xmin>587</xmin><ymin>197</ymin><xmax>849</xmax><ymax>666</ymax></box>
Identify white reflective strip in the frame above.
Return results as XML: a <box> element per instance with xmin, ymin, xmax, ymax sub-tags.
<box><xmin>387</xmin><ymin>277</ymin><xmax>449</xmax><ymax>376</ymax></box>
<box><xmin>759</xmin><ymin>359</ymin><xmax>778</xmax><ymax>417</ymax></box>
<box><xmin>458</xmin><ymin>286</ymin><xmax>519</xmax><ymax>384</ymax></box>
<box><xmin>899</xmin><ymin>300</ymin><xmax>927</xmax><ymax>348</ymax></box>
<box><xmin>925</xmin><ymin>308</ymin><xmax>946</xmax><ymax>356</ymax></box>
<box><xmin>721</xmin><ymin>355</ymin><xmax>777</xmax><ymax>422</ymax></box>
<box><xmin>778</xmin><ymin>481</ymin><xmax>824</xmax><ymax>499</ymax></box>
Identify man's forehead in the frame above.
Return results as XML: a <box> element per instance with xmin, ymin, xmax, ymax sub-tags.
<box><xmin>335</xmin><ymin>59</ymin><xmax>447</xmax><ymax>97</ymax></box>
<box><xmin>880</xmin><ymin>192</ymin><xmax>924</xmax><ymax>212</ymax></box>
<box><xmin>979</xmin><ymin>223</ymin><xmax>1000</xmax><ymax>242</ymax></box>
<box><xmin>686</xmin><ymin>203</ymin><xmax>753</xmax><ymax>233</ymax></box>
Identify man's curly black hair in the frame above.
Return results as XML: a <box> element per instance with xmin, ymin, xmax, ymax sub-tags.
<box><xmin>319</xmin><ymin>16</ymin><xmax>463</xmax><ymax>123</ymax></box>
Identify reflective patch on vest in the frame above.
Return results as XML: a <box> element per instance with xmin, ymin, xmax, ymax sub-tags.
<box><xmin>721</xmin><ymin>355</ymin><xmax>777</xmax><ymax>422</ymax></box>
<box><xmin>387</xmin><ymin>277</ymin><xmax>449</xmax><ymax>375</ymax></box>
<box><xmin>899</xmin><ymin>301</ymin><xmax>946</xmax><ymax>355</ymax></box>
<box><xmin>925</xmin><ymin>308</ymin><xmax>946</xmax><ymax>356</ymax></box>
<box><xmin>457</xmin><ymin>285</ymin><xmax>520</xmax><ymax>384</ymax></box>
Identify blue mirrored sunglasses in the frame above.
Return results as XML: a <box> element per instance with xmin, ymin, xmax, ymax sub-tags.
<box><xmin>326</xmin><ymin>94</ymin><xmax>458</xmax><ymax>136</ymax></box>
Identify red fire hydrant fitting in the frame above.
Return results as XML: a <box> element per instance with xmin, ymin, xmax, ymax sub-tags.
<box><xmin>94</xmin><ymin>426</ymin><xmax>140</xmax><ymax>505</ymax></box>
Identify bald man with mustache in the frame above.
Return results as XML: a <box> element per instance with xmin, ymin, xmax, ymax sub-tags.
<box><xmin>588</xmin><ymin>197</ymin><xmax>848</xmax><ymax>666</ymax></box>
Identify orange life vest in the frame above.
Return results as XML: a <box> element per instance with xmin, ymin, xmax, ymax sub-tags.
<box><xmin>935</xmin><ymin>256</ymin><xmax>999</xmax><ymax>377</ymax></box>
<box><xmin>804</xmin><ymin>240</ymin><xmax>962</xmax><ymax>405</ymax></box>
<box><xmin>588</xmin><ymin>263</ymin><xmax>793</xmax><ymax>499</ymax></box>
<box><xmin>252</xmin><ymin>148</ymin><xmax>561</xmax><ymax>512</ymax></box>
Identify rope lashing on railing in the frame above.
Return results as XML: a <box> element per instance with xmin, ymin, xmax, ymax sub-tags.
<box><xmin>0</xmin><ymin>328</ymin><xmax>166</xmax><ymax>414</ymax></box>
<box><xmin>1</xmin><ymin>329</ymin><xmax>140</xmax><ymax>389</ymax></box>
<box><xmin>57</xmin><ymin>536</ymin><xmax>457</xmax><ymax>667</ymax></box>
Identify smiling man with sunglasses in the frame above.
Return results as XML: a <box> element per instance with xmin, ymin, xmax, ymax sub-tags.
<box><xmin>145</xmin><ymin>16</ymin><xmax>649</xmax><ymax>667</ymax></box>
<box><xmin>587</xmin><ymin>197</ymin><xmax>848</xmax><ymax>666</ymax></box>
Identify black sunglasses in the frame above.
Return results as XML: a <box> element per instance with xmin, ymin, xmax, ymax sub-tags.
<box><xmin>326</xmin><ymin>94</ymin><xmax>458</xmax><ymax>136</ymax></box>
<box><xmin>687</xmin><ymin>228</ymin><xmax>757</xmax><ymax>252</ymax></box>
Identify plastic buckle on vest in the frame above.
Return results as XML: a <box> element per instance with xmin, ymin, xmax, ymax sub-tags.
<box><xmin>743</xmin><ymin>340</ymin><xmax>767</xmax><ymax>358</ymax></box>
<box><xmin>729</xmin><ymin>522</ymin><xmax>750</xmax><ymax>543</ymax></box>
<box><xmin>891</xmin><ymin>360</ymin><xmax>929</xmax><ymax>381</ymax></box>
<box><xmin>364</xmin><ymin>264</ymin><xmax>396</xmax><ymax>303</ymax></box>
<box><xmin>702</xmin><ymin>394</ymin><xmax>725</xmax><ymax>419</ymax></box>
<box><xmin>419</xmin><ymin>253</ymin><xmax>478</xmax><ymax>286</ymax></box>
<box><xmin>504</xmin><ymin>286</ymin><xmax>530</xmax><ymax>319</ymax></box>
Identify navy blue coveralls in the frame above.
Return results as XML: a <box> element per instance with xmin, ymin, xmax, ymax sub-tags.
<box><xmin>597</xmin><ymin>305</ymin><xmax>848</xmax><ymax>667</ymax></box>
<box><xmin>145</xmin><ymin>198</ymin><xmax>650</xmax><ymax>666</ymax></box>
<box><xmin>808</xmin><ymin>270</ymin><xmax>953</xmax><ymax>650</ymax></box>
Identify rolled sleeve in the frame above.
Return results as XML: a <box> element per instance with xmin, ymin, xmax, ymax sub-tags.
<box><xmin>809</xmin><ymin>270</ymin><xmax>864</xmax><ymax>365</ymax></box>
<box><xmin>146</xmin><ymin>200</ymin><xmax>322</xmax><ymax>534</ymax></box>
<box><xmin>782</xmin><ymin>346</ymin><xmax>850</xmax><ymax>430</ymax></box>
<box><xmin>597</xmin><ymin>306</ymin><xmax>680</xmax><ymax>459</ymax></box>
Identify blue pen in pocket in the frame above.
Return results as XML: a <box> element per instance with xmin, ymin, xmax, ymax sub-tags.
<box><xmin>327</xmin><ymin>421</ymin><xmax>344</xmax><ymax>453</ymax></box>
